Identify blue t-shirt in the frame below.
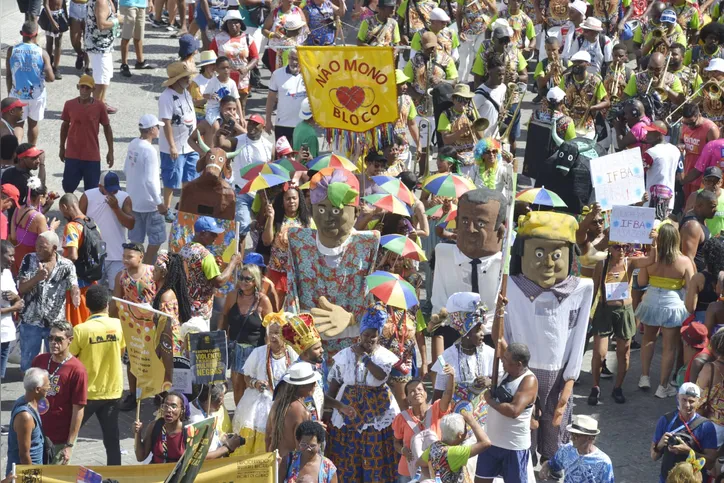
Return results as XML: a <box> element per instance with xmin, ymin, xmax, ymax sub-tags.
<box><xmin>653</xmin><ymin>412</ymin><xmax>718</xmax><ymax>483</ymax></box>
<box><xmin>119</xmin><ymin>0</ymin><xmax>146</xmax><ymax>8</ymax></box>
<box><xmin>548</xmin><ymin>443</ymin><xmax>614</xmax><ymax>483</ymax></box>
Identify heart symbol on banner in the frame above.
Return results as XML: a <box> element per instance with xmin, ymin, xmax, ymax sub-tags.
<box><xmin>335</xmin><ymin>86</ymin><xmax>365</xmax><ymax>112</ymax></box>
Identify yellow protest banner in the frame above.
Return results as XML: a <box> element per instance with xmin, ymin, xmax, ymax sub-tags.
<box><xmin>15</xmin><ymin>451</ymin><xmax>277</xmax><ymax>483</ymax></box>
<box><xmin>297</xmin><ymin>46</ymin><xmax>397</xmax><ymax>132</ymax></box>
<box><xmin>114</xmin><ymin>298</ymin><xmax>174</xmax><ymax>399</ymax></box>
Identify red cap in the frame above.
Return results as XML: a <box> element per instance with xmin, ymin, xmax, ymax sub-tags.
<box><xmin>17</xmin><ymin>146</ymin><xmax>43</xmax><ymax>158</ymax></box>
<box><xmin>643</xmin><ymin>123</ymin><xmax>667</xmax><ymax>135</ymax></box>
<box><xmin>1</xmin><ymin>99</ymin><xmax>27</xmax><ymax>114</ymax></box>
<box><xmin>681</xmin><ymin>322</ymin><xmax>709</xmax><ymax>349</ymax></box>
<box><xmin>1</xmin><ymin>184</ymin><xmax>20</xmax><ymax>207</ymax></box>
<box><xmin>248</xmin><ymin>114</ymin><xmax>265</xmax><ymax>126</ymax></box>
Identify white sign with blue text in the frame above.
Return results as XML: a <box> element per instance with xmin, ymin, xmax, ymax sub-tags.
<box><xmin>609</xmin><ymin>205</ymin><xmax>656</xmax><ymax>244</ymax></box>
<box><xmin>589</xmin><ymin>150</ymin><xmax>646</xmax><ymax>210</ymax></box>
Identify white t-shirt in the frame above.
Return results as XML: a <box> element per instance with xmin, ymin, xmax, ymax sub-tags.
<box><xmin>231</xmin><ymin>134</ymin><xmax>273</xmax><ymax>189</ymax></box>
<box><xmin>158</xmin><ymin>87</ymin><xmax>197</xmax><ymax>154</ymax></box>
<box><xmin>1</xmin><ymin>269</ymin><xmax>18</xmax><ymax>343</ymax></box>
<box><xmin>565</xmin><ymin>34</ymin><xmax>613</xmax><ymax>74</ymax></box>
<box><xmin>124</xmin><ymin>138</ymin><xmax>163</xmax><ymax>213</ymax></box>
<box><xmin>203</xmin><ymin>76</ymin><xmax>240</xmax><ymax>115</ymax></box>
<box><xmin>269</xmin><ymin>66</ymin><xmax>307</xmax><ymax>128</ymax></box>
<box><xmin>473</xmin><ymin>83</ymin><xmax>507</xmax><ymax>139</ymax></box>
<box><xmin>84</xmin><ymin>188</ymin><xmax>129</xmax><ymax>262</ymax></box>
<box><xmin>645</xmin><ymin>143</ymin><xmax>680</xmax><ymax>210</ymax></box>
<box><xmin>192</xmin><ymin>73</ymin><xmax>212</xmax><ymax>100</ymax></box>
<box><xmin>431</xmin><ymin>343</ymin><xmax>498</xmax><ymax>391</ymax></box>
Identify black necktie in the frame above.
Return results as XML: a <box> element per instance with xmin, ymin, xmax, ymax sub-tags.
<box><xmin>470</xmin><ymin>258</ymin><xmax>481</xmax><ymax>293</ymax></box>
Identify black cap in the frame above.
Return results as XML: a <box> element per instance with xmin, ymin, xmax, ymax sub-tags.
<box><xmin>704</xmin><ymin>166</ymin><xmax>723</xmax><ymax>179</ymax></box>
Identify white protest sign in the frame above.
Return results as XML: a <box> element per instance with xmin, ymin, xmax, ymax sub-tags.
<box><xmin>609</xmin><ymin>205</ymin><xmax>656</xmax><ymax>244</ymax></box>
<box><xmin>589</xmin><ymin>149</ymin><xmax>646</xmax><ymax>210</ymax></box>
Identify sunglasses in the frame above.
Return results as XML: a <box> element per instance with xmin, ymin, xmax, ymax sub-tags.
<box><xmin>485</xmin><ymin>149</ymin><xmax>500</xmax><ymax>155</ymax></box>
<box><xmin>239</xmin><ymin>275</ymin><xmax>254</xmax><ymax>282</ymax></box>
<box><xmin>49</xmin><ymin>336</ymin><xmax>67</xmax><ymax>343</ymax></box>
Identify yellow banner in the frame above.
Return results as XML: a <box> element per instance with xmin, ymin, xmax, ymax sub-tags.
<box><xmin>16</xmin><ymin>452</ymin><xmax>277</xmax><ymax>482</ymax></box>
<box><xmin>297</xmin><ymin>46</ymin><xmax>398</xmax><ymax>132</ymax></box>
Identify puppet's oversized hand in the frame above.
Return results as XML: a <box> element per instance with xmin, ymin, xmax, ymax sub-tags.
<box><xmin>312</xmin><ymin>296</ymin><xmax>354</xmax><ymax>337</ymax></box>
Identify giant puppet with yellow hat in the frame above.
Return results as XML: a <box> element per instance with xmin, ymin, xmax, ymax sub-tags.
<box><xmin>504</xmin><ymin>211</ymin><xmax>594</xmax><ymax>460</ymax></box>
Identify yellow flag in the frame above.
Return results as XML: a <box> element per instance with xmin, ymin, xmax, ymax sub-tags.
<box><xmin>297</xmin><ymin>46</ymin><xmax>398</xmax><ymax>132</ymax></box>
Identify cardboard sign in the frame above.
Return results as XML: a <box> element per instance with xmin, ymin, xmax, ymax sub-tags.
<box><xmin>188</xmin><ymin>331</ymin><xmax>228</xmax><ymax>385</ymax></box>
<box><xmin>610</xmin><ymin>206</ymin><xmax>656</xmax><ymax>244</ymax></box>
<box><xmin>590</xmin><ymin>150</ymin><xmax>646</xmax><ymax>210</ymax></box>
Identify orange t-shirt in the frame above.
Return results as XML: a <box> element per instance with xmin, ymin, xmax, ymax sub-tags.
<box><xmin>391</xmin><ymin>399</ymin><xmax>450</xmax><ymax>476</ymax></box>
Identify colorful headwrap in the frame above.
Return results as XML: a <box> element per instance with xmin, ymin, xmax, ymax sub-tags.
<box><xmin>155</xmin><ymin>250</ymin><xmax>170</xmax><ymax>272</ymax></box>
<box><xmin>309</xmin><ymin>167</ymin><xmax>360</xmax><ymax>208</ymax></box>
<box><xmin>360</xmin><ymin>303</ymin><xmax>388</xmax><ymax>334</ymax></box>
<box><xmin>517</xmin><ymin>211</ymin><xmax>578</xmax><ymax>244</ymax></box>
<box><xmin>686</xmin><ymin>450</ymin><xmax>706</xmax><ymax>474</ymax></box>
<box><xmin>473</xmin><ymin>138</ymin><xmax>502</xmax><ymax>164</ymax></box>
<box><xmin>281</xmin><ymin>313</ymin><xmax>321</xmax><ymax>354</ymax></box>
<box><xmin>445</xmin><ymin>292</ymin><xmax>488</xmax><ymax>337</ymax></box>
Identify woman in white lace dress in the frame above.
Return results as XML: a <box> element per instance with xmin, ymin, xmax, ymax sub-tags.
<box><xmin>232</xmin><ymin>316</ymin><xmax>297</xmax><ymax>455</ymax></box>
<box><xmin>327</xmin><ymin>304</ymin><xmax>400</xmax><ymax>482</ymax></box>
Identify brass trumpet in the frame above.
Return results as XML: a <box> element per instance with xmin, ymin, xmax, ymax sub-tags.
<box><xmin>706</xmin><ymin>80</ymin><xmax>722</xmax><ymax>99</ymax></box>
<box><xmin>496</xmin><ymin>82</ymin><xmax>521</xmax><ymax>132</ymax></box>
<box><xmin>664</xmin><ymin>78</ymin><xmax>724</xmax><ymax>123</ymax></box>
<box><xmin>651</xmin><ymin>27</ymin><xmax>665</xmax><ymax>39</ymax></box>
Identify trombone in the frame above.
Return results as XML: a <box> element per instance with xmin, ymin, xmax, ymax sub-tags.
<box><xmin>664</xmin><ymin>78</ymin><xmax>724</xmax><ymax>123</ymax></box>
<box><xmin>500</xmin><ymin>82</ymin><xmax>528</xmax><ymax>142</ymax></box>
<box><xmin>496</xmin><ymin>82</ymin><xmax>524</xmax><ymax>133</ymax></box>
<box><xmin>646</xmin><ymin>52</ymin><xmax>671</xmax><ymax>100</ymax></box>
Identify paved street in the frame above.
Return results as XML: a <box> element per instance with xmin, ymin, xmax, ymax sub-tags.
<box><xmin>0</xmin><ymin>3</ymin><xmax>676</xmax><ymax>481</ymax></box>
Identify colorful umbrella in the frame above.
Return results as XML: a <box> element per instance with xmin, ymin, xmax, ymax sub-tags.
<box><xmin>425</xmin><ymin>203</ymin><xmax>457</xmax><ymax>219</ymax></box>
<box><xmin>362</xmin><ymin>193</ymin><xmax>411</xmax><ymax>216</ymax></box>
<box><xmin>422</xmin><ymin>173</ymin><xmax>476</xmax><ymax>199</ymax></box>
<box><xmin>440</xmin><ymin>206</ymin><xmax>458</xmax><ymax>230</ymax></box>
<box><xmin>273</xmin><ymin>157</ymin><xmax>307</xmax><ymax>173</ymax></box>
<box><xmin>238</xmin><ymin>162</ymin><xmax>290</xmax><ymax>180</ymax></box>
<box><xmin>366</xmin><ymin>271</ymin><xmax>419</xmax><ymax>310</ymax></box>
<box><xmin>307</xmin><ymin>153</ymin><xmax>358</xmax><ymax>172</ymax></box>
<box><xmin>516</xmin><ymin>187</ymin><xmax>568</xmax><ymax>208</ymax></box>
<box><xmin>371</xmin><ymin>176</ymin><xmax>415</xmax><ymax>205</ymax></box>
<box><xmin>380</xmin><ymin>234</ymin><xmax>428</xmax><ymax>262</ymax></box>
<box><xmin>239</xmin><ymin>173</ymin><xmax>289</xmax><ymax>194</ymax></box>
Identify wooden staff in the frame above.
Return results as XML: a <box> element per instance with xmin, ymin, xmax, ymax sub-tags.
<box><xmin>491</xmin><ymin>165</ymin><xmax>518</xmax><ymax>388</ymax></box>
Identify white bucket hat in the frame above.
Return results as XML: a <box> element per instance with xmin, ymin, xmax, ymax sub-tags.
<box><xmin>283</xmin><ymin>362</ymin><xmax>322</xmax><ymax>385</ymax></box>
<box><xmin>706</xmin><ymin>58</ymin><xmax>724</xmax><ymax>73</ymax></box>
<box><xmin>546</xmin><ymin>86</ymin><xmax>566</xmax><ymax>103</ymax></box>
<box><xmin>570</xmin><ymin>51</ymin><xmax>592</xmax><ymax>63</ymax></box>
<box><xmin>300</xmin><ymin>98</ymin><xmax>313</xmax><ymax>121</ymax></box>
<box><xmin>429</xmin><ymin>7</ymin><xmax>451</xmax><ymax>22</ymax></box>
<box><xmin>569</xmin><ymin>0</ymin><xmax>588</xmax><ymax>17</ymax></box>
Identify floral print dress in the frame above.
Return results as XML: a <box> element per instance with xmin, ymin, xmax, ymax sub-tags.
<box><xmin>284</xmin><ymin>451</ymin><xmax>337</xmax><ymax>483</ymax></box>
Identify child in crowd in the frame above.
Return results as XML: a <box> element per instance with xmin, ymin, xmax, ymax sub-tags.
<box><xmin>204</xmin><ymin>56</ymin><xmax>242</xmax><ymax>126</ymax></box>
<box><xmin>189</xmin><ymin>50</ymin><xmax>217</xmax><ymax>122</ymax></box>
<box><xmin>39</xmin><ymin>0</ymin><xmax>69</xmax><ymax>78</ymax></box>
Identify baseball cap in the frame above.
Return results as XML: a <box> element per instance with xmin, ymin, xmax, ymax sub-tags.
<box><xmin>1</xmin><ymin>97</ymin><xmax>27</xmax><ymax>114</ymax></box>
<box><xmin>103</xmin><ymin>172</ymin><xmax>121</xmax><ymax>193</ymax></box>
<box><xmin>1</xmin><ymin>184</ymin><xmax>20</xmax><ymax>207</ymax></box>
<box><xmin>78</xmin><ymin>74</ymin><xmax>95</xmax><ymax>88</ymax></box>
<box><xmin>194</xmin><ymin>216</ymin><xmax>225</xmax><ymax>234</ymax></box>
<box><xmin>706</xmin><ymin>58</ymin><xmax>724</xmax><ymax>73</ymax></box>
<box><xmin>16</xmin><ymin>146</ymin><xmax>43</xmax><ymax>158</ymax></box>
<box><xmin>680</xmin><ymin>321</ymin><xmax>709</xmax><ymax>349</ymax></box>
<box><xmin>179</xmin><ymin>33</ymin><xmax>200</xmax><ymax>58</ymax></box>
<box><xmin>643</xmin><ymin>123</ymin><xmax>668</xmax><ymax>135</ymax></box>
<box><xmin>704</xmin><ymin>166</ymin><xmax>723</xmax><ymax>179</ymax></box>
<box><xmin>571</xmin><ymin>51</ymin><xmax>592</xmax><ymax>63</ymax></box>
<box><xmin>248</xmin><ymin>114</ymin><xmax>265</xmax><ymax>126</ymax></box>
<box><xmin>569</xmin><ymin>0</ymin><xmax>588</xmax><ymax>17</ymax></box>
<box><xmin>679</xmin><ymin>382</ymin><xmax>701</xmax><ymax>398</ymax></box>
<box><xmin>276</xmin><ymin>136</ymin><xmax>294</xmax><ymax>156</ymax></box>
<box><xmin>429</xmin><ymin>7</ymin><xmax>450</xmax><ymax>22</ymax></box>
<box><xmin>138</xmin><ymin>114</ymin><xmax>164</xmax><ymax>129</ymax></box>
<box><xmin>660</xmin><ymin>9</ymin><xmax>677</xmax><ymax>24</ymax></box>
<box><xmin>547</xmin><ymin>86</ymin><xmax>566</xmax><ymax>103</ymax></box>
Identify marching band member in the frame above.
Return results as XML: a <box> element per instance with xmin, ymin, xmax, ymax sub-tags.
<box><xmin>560</xmin><ymin>51</ymin><xmax>610</xmax><ymax>139</ymax></box>
<box><xmin>633</xmin><ymin>1</ymin><xmax>666</xmax><ymax>64</ymax></box>
<box><xmin>603</xmin><ymin>43</ymin><xmax>634</xmax><ymax>103</ymax></box>
<box><xmin>669</xmin><ymin>0</ymin><xmax>700</xmax><ymax>42</ymax></box>
<box><xmin>437</xmin><ymin>84</ymin><xmax>480</xmax><ymax>179</ymax></box>
<box><xmin>403</xmin><ymin>31</ymin><xmax>457</xmax><ymax>119</ymax></box>
<box><xmin>700</xmin><ymin>58</ymin><xmax>724</xmax><ymax>134</ymax></box>
<box><xmin>456</xmin><ymin>0</ymin><xmax>494</xmax><ymax>83</ymax></box>
<box><xmin>587</xmin><ymin>0</ymin><xmax>632</xmax><ymax>38</ymax></box>
<box><xmin>622</xmin><ymin>51</ymin><xmax>685</xmax><ymax>117</ymax></box>
<box><xmin>396</xmin><ymin>0</ymin><xmax>438</xmax><ymax>39</ymax></box>
<box><xmin>535</xmin><ymin>36</ymin><xmax>566</xmax><ymax>101</ymax></box>
<box><xmin>473</xmin><ymin>55</ymin><xmax>507</xmax><ymax>140</ymax></box>
<box><xmin>356</xmin><ymin>0</ymin><xmax>400</xmax><ymax>46</ymax></box>
<box><xmin>499</xmin><ymin>0</ymin><xmax>535</xmax><ymax>57</ymax></box>
<box><xmin>556</xmin><ymin>0</ymin><xmax>588</xmax><ymax>66</ymax></box>
<box><xmin>641</xmin><ymin>8</ymin><xmax>686</xmax><ymax>58</ymax></box>
<box><xmin>530</xmin><ymin>86</ymin><xmax>577</xmax><ymax>142</ymax></box>
<box><xmin>669</xmin><ymin>43</ymin><xmax>703</xmax><ymax>144</ymax></box>
<box><xmin>409</xmin><ymin>7</ymin><xmax>460</xmax><ymax>60</ymax></box>
<box><xmin>393</xmin><ymin>69</ymin><xmax>420</xmax><ymax>148</ymax></box>
<box><xmin>684</xmin><ymin>22</ymin><xmax>724</xmax><ymax>76</ymax></box>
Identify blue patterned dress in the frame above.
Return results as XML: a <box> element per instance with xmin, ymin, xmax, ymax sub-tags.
<box><xmin>304</xmin><ymin>0</ymin><xmax>336</xmax><ymax>45</ymax></box>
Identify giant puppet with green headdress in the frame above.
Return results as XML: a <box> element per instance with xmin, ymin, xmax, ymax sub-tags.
<box><xmin>504</xmin><ymin>211</ymin><xmax>594</xmax><ymax>460</ymax></box>
<box><xmin>285</xmin><ymin>167</ymin><xmax>380</xmax><ymax>361</ymax></box>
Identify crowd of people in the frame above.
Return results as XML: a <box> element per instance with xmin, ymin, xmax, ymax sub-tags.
<box><xmin>4</xmin><ymin>0</ymin><xmax>724</xmax><ymax>478</ymax></box>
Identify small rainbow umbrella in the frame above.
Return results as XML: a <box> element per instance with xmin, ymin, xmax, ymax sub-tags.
<box><xmin>440</xmin><ymin>206</ymin><xmax>458</xmax><ymax>229</ymax></box>
<box><xmin>422</xmin><ymin>173</ymin><xmax>476</xmax><ymax>199</ymax></box>
<box><xmin>371</xmin><ymin>176</ymin><xmax>415</xmax><ymax>205</ymax></box>
<box><xmin>516</xmin><ymin>187</ymin><xmax>567</xmax><ymax>208</ymax></box>
<box><xmin>307</xmin><ymin>153</ymin><xmax>358</xmax><ymax>172</ymax></box>
<box><xmin>362</xmin><ymin>193</ymin><xmax>411</xmax><ymax>216</ymax></box>
<box><xmin>239</xmin><ymin>173</ymin><xmax>289</xmax><ymax>194</ymax></box>
<box><xmin>425</xmin><ymin>203</ymin><xmax>457</xmax><ymax>219</ymax></box>
<box><xmin>380</xmin><ymin>234</ymin><xmax>428</xmax><ymax>262</ymax></box>
<box><xmin>366</xmin><ymin>271</ymin><xmax>419</xmax><ymax>310</ymax></box>
<box><xmin>238</xmin><ymin>162</ymin><xmax>290</xmax><ymax>180</ymax></box>
<box><xmin>273</xmin><ymin>157</ymin><xmax>307</xmax><ymax>173</ymax></box>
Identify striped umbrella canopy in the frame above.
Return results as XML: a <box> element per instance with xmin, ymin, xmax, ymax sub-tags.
<box><xmin>380</xmin><ymin>234</ymin><xmax>427</xmax><ymax>262</ymax></box>
<box><xmin>366</xmin><ymin>271</ymin><xmax>419</xmax><ymax>310</ymax></box>
<box><xmin>422</xmin><ymin>173</ymin><xmax>476</xmax><ymax>199</ymax></box>
<box><xmin>371</xmin><ymin>176</ymin><xmax>415</xmax><ymax>205</ymax></box>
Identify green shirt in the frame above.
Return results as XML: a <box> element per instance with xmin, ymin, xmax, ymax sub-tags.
<box><xmin>421</xmin><ymin>444</ymin><xmax>471</xmax><ymax>473</ymax></box>
<box><xmin>396</xmin><ymin>0</ymin><xmax>439</xmax><ymax>19</ymax></box>
<box><xmin>642</xmin><ymin>24</ymin><xmax>687</xmax><ymax>47</ymax></box>
<box><xmin>357</xmin><ymin>16</ymin><xmax>401</xmax><ymax>44</ymax></box>
<box><xmin>622</xmin><ymin>73</ymin><xmax>683</xmax><ymax>97</ymax></box>
<box><xmin>471</xmin><ymin>45</ymin><xmax>527</xmax><ymax>77</ymax></box>
<box><xmin>403</xmin><ymin>57</ymin><xmax>458</xmax><ymax>81</ymax></box>
<box><xmin>293</xmin><ymin>120</ymin><xmax>320</xmax><ymax>158</ymax></box>
<box><xmin>533</xmin><ymin>59</ymin><xmax>571</xmax><ymax>79</ymax></box>
<box><xmin>700</xmin><ymin>188</ymin><xmax>724</xmax><ymax>236</ymax></box>
<box><xmin>410</xmin><ymin>29</ymin><xmax>460</xmax><ymax>52</ymax></box>
<box><xmin>558</xmin><ymin>76</ymin><xmax>608</xmax><ymax>102</ymax></box>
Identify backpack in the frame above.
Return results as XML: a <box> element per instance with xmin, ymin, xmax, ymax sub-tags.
<box><xmin>74</xmin><ymin>218</ymin><xmax>106</xmax><ymax>282</ymax></box>
<box><xmin>576</xmin><ymin>33</ymin><xmax>609</xmax><ymax>77</ymax></box>
<box><xmin>403</xmin><ymin>407</ymin><xmax>438</xmax><ymax>476</ymax></box>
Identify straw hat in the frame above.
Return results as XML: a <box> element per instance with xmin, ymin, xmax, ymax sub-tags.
<box><xmin>197</xmin><ymin>50</ymin><xmax>217</xmax><ymax>67</ymax></box>
<box><xmin>162</xmin><ymin>62</ymin><xmax>197</xmax><ymax>87</ymax></box>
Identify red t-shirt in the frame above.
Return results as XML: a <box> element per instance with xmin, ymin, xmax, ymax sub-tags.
<box><xmin>60</xmin><ymin>98</ymin><xmax>110</xmax><ymax>162</ymax></box>
<box><xmin>683</xmin><ymin>118</ymin><xmax>716</xmax><ymax>194</ymax></box>
<box><xmin>31</xmin><ymin>353</ymin><xmax>88</xmax><ymax>444</ymax></box>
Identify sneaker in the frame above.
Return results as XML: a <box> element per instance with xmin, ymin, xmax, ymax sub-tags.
<box><xmin>118</xmin><ymin>393</ymin><xmax>136</xmax><ymax>411</ymax></box>
<box><xmin>75</xmin><ymin>54</ymin><xmax>83</xmax><ymax>70</ymax></box>
<box><xmin>106</xmin><ymin>104</ymin><xmax>118</xmax><ymax>114</ymax></box>
<box><xmin>638</xmin><ymin>375</ymin><xmax>651</xmax><ymax>390</ymax></box>
<box><xmin>600</xmin><ymin>361</ymin><xmax>613</xmax><ymax>379</ymax></box>
<box><xmin>152</xmin><ymin>19</ymin><xmax>166</xmax><ymax>28</ymax></box>
<box><xmin>612</xmin><ymin>387</ymin><xmax>626</xmax><ymax>404</ymax></box>
<box><xmin>164</xmin><ymin>210</ymin><xmax>175</xmax><ymax>223</ymax></box>
<box><xmin>587</xmin><ymin>386</ymin><xmax>600</xmax><ymax>406</ymax></box>
<box><xmin>53</xmin><ymin>68</ymin><xmax>63</xmax><ymax>80</ymax></box>
<box><xmin>135</xmin><ymin>60</ymin><xmax>156</xmax><ymax>70</ymax></box>
<box><xmin>531</xmin><ymin>93</ymin><xmax>543</xmax><ymax>104</ymax></box>
<box><xmin>654</xmin><ymin>384</ymin><xmax>678</xmax><ymax>398</ymax></box>
<box><xmin>120</xmin><ymin>63</ymin><xmax>132</xmax><ymax>77</ymax></box>
<box><xmin>0</xmin><ymin>425</ymin><xmax>8</xmax><ymax>435</ymax></box>
<box><xmin>630</xmin><ymin>339</ymin><xmax>641</xmax><ymax>351</ymax></box>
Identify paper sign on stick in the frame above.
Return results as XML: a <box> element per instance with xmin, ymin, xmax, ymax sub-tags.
<box><xmin>589</xmin><ymin>150</ymin><xmax>646</xmax><ymax>210</ymax></box>
<box><xmin>610</xmin><ymin>206</ymin><xmax>656</xmax><ymax>244</ymax></box>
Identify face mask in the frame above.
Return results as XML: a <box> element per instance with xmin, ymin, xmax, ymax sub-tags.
<box><xmin>572</xmin><ymin>65</ymin><xmax>585</xmax><ymax>76</ymax></box>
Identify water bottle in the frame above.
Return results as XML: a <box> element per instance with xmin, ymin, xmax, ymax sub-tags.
<box><xmin>435</xmin><ymin>471</ymin><xmax>443</xmax><ymax>483</ymax></box>
<box><xmin>410</xmin><ymin>467</ymin><xmax>423</xmax><ymax>483</ymax></box>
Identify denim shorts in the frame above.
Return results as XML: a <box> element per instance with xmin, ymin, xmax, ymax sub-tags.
<box><xmin>19</xmin><ymin>323</ymin><xmax>50</xmax><ymax>372</ymax></box>
<box><xmin>195</xmin><ymin>5</ymin><xmax>225</xmax><ymax>30</ymax></box>
<box><xmin>231</xmin><ymin>342</ymin><xmax>255</xmax><ymax>374</ymax></box>
<box><xmin>160</xmin><ymin>151</ymin><xmax>200</xmax><ymax>190</ymax></box>
<box><xmin>476</xmin><ymin>445</ymin><xmax>531</xmax><ymax>482</ymax></box>
<box><xmin>128</xmin><ymin>210</ymin><xmax>167</xmax><ymax>246</ymax></box>
<box><xmin>235</xmin><ymin>191</ymin><xmax>255</xmax><ymax>237</ymax></box>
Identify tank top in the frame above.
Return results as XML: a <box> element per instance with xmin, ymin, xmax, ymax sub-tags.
<box><xmin>13</xmin><ymin>208</ymin><xmax>40</xmax><ymax>248</ymax></box>
<box><xmin>227</xmin><ymin>294</ymin><xmax>264</xmax><ymax>346</ymax></box>
<box><xmin>84</xmin><ymin>188</ymin><xmax>129</xmax><ymax>262</ymax></box>
<box><xmin>683</xmin><ymin>119</ymin><xmax>716</xmax><ymax>176</ymax></box>
<box><xmin>484</xmin><ymin>369</ymin><xmax>534</xmax><ymax>450</ymax></box>
<box><xmin>7</xmin><ymin>397</ymin><xmax>44</xmax><ymax>470</ymax></box>
<box><xmin>10</xmin><ymin>43</ymin><xmax>45</xmax><ymax>100</ymax></box>
<box><xmin>685</xmin><ymin>347</ymin><xmax>712</xmax><ymax>383</ymax></box>
<box><xmin>681</xmin><ymin>214</ymin><xmax>711</xmax><ymax>272</ymax></box>
<box><xmin>696</xmin><ymin>271</ymin><xmax>719</xmax><ymax>313</ymax></box>
<box><xmin>150</xmin><ymin>420</ymin><xmax>186</xmax><ymax>464</ymax></box>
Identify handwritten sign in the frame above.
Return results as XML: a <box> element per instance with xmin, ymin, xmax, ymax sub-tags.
<box><xmin>605</xmin><ymin>282</ymin><xmax>630</xmax><ymax>301</ymax></box>
<box><xmin>188</xmin><ymin>331</ymin><xmax>228</xmax><ymax>385</ymax></box>
<box><xmin>589</xmin><ymin>150</ymin><xmax>646</xmax><ymax>210</ymax></box>
<box><xmin>610</xmin><ymin>205</ymin><xmax>656</xmax><ymax>244</ymax></box>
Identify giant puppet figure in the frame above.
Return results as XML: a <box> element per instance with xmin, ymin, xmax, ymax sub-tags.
<box><xmin>505</xmin><ymin>211</ymin><xmax>594</xmax><ymax>459</ymax></box>
<box><xmin>286</xmin><ymin>167</ymin><xmax>380</xmax><ymax>360</ymax></box>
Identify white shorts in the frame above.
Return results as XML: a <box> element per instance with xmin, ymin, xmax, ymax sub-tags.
<box><xmin>22</xmin><ymin>92</ymin><xmax>47</xmax><ymax>122</ymax></box>
<box><xmin>89</xmin><ymin>51</ymin><xmax>113</xmax><ymax>85</ymax></box>
<box><xmin>68</xmin><ymin>1</ymin><xmax>86</xmax><ymax>20</ymax></box>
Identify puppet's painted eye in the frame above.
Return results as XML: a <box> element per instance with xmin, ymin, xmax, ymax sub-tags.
<box><xmin>535</xmin><ymin>249</ymin><xmax>545</xmax><ymax>258</ymax></box>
